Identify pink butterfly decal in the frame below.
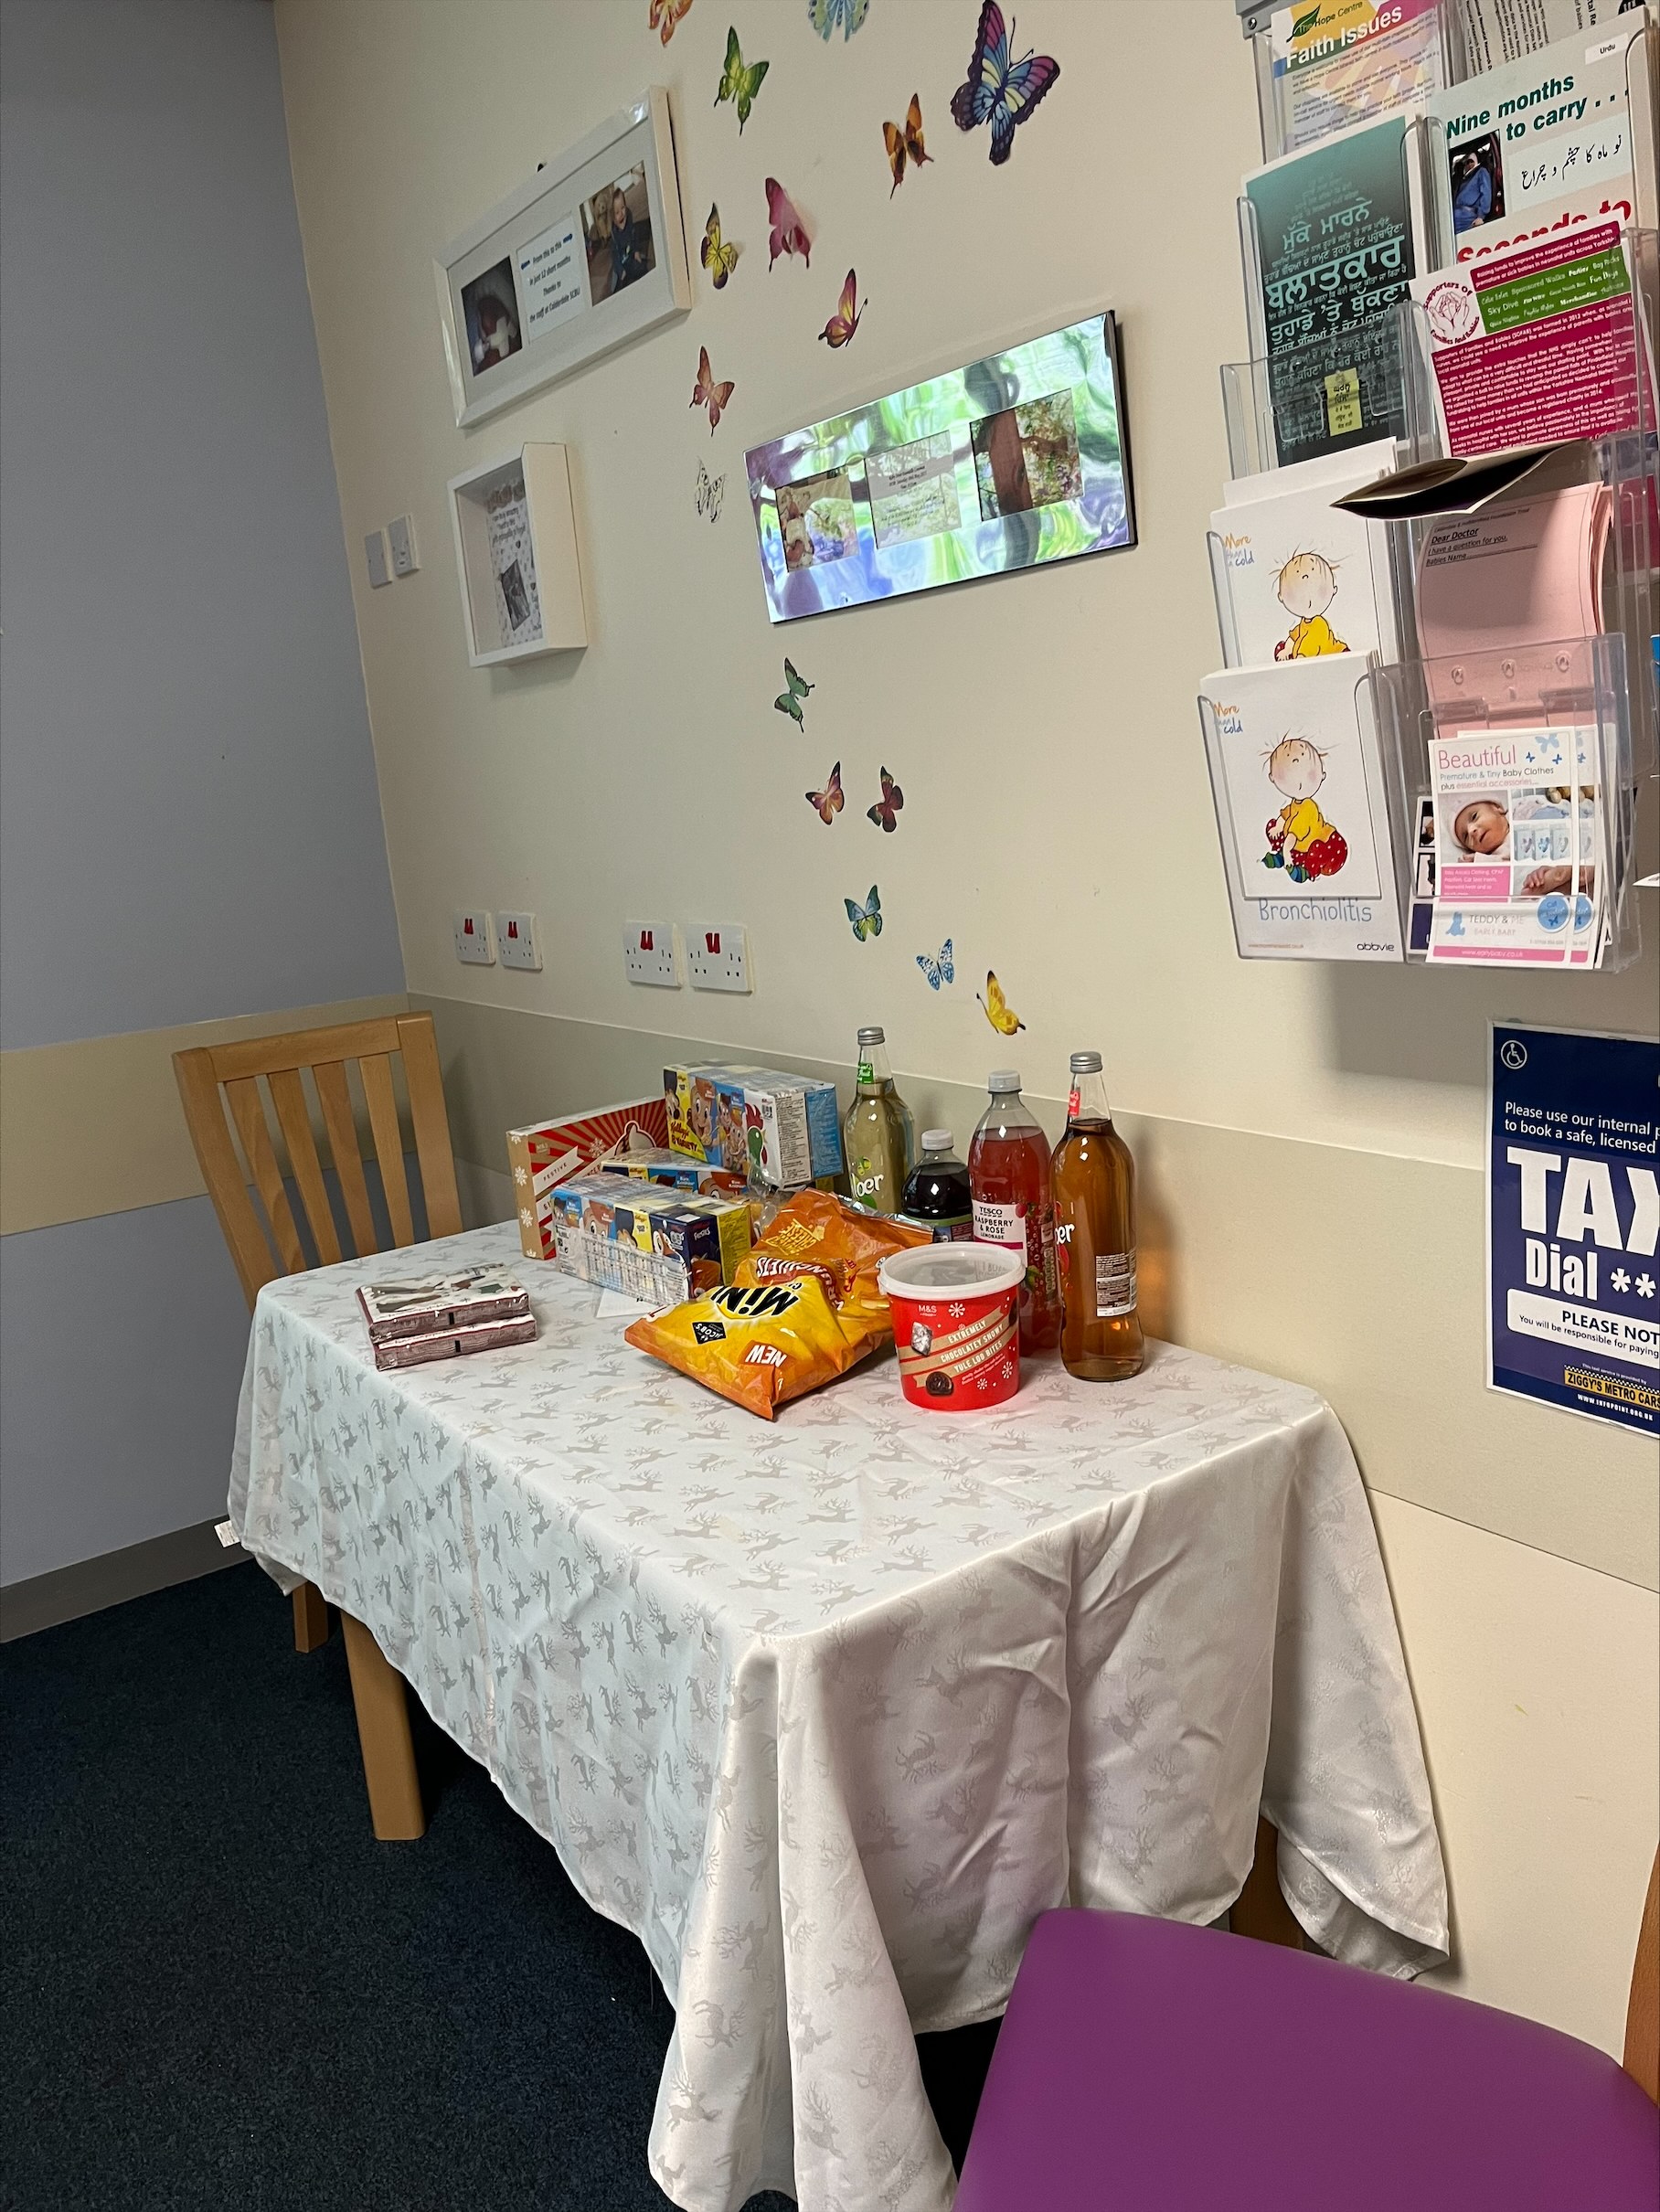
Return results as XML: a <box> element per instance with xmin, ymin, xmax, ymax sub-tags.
<box><xmin>805</xmin><ymin>761</ymin><xmax>844</xmax><ymax>825</ymax></box>
<box><xmin>867</xmin><ymin>766</ymin><xmax>903</xmax><ymax>832</ymax></box>
<box><xmin>818</xmin><ymin>269</ymin><xmax>864</xmax><ymax>348</ymax></box>
<box><xmin>690</xmin><ymin>345</ymin><xmax>736</xmax><ymax>432</ymax></box>
<box><xmin>649</xmin><ymin>0</ymin><xmax>694</xmax><ymax>44</ymax></box>
<box><xmin>765</xmin><ymin>177</ymin><xmax>813</xmax><ymax>269</ymax></box>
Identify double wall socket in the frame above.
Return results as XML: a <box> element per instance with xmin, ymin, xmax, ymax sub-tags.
<box><xmin>624</xmin><ymin>920</ymin><xmax>680</xmax><ymax>986</ymax></box>
<box><xmin>498</xmin><ymin>910</ymin><xmax>542</xmax><ymax>971</ymax></box>
<box><xmin>387</xmin><ymin>513</ymin><xmax>419</xmax><ymax>576</ymax></box>
<box><xmin>685</xmin><ymin>923</ymin><xmax>751</xmax><ymax>994</ymax></box>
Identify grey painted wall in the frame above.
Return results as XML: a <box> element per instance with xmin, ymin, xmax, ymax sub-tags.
<box><xmin>0</xmin><ymin>1201</ymin><xmax>255</xmax><ymax>1584</ymax></box>
<box><xmin>0</xmin><ymin>0</ymin><xmax>407</xmax><ymax>1589</ymax></box>
<box><xmin>0</xmin><ymin>0</ymin><xmax>403</xmax><ymax>1048</ymax></box>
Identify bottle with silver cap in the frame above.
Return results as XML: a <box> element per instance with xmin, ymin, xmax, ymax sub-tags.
<box><xmin>842</xmin><ymin>1026</ymin><xmax>914</xmax><ymax>1215</ymax></box>
<box><xmin>1051</xmin><ymin>1050</ymin><xmax>1144</xmax><ymax>1380</ymax></box>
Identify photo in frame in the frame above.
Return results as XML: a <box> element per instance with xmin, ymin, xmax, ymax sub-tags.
<box><xmin>744</xmin><ymin>313</ymin><xmax>1134</xmax><ymax>622</ymax></box>
<box><xmin>435</xmin><ymin>89</ymin><xmax>692</xmax><ymax>429</ymax></box>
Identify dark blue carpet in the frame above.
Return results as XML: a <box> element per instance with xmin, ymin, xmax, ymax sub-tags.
<box><xmin>0</xmin><ymin>1563</ymin><xmax>994</xmax><ymax>2209</ymax></box>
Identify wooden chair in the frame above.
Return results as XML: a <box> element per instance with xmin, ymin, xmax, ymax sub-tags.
<box><xmin>955</xmin><ymin>1845</ymin><xmax>1660</xmax><ymax>2207</ymax></box>
<box><xmin>175</xmin><ymin>1011</ymin><xmax>462</xmax><ymax>1842</ymax></box>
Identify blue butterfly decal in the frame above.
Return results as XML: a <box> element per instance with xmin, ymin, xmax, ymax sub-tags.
<box><xmin>845</xmin><ymin>885</ymin><xmax>883</xmax><ymax>941</ymax></box>
<box><xmin>808</xmin><ymin>0</ymin><xmax>869</xmax><ymax>38</ymax></box>
<box><xmin>950</xmin><ymin>1</ymin><xmax>1059</xmax><ymax>165</ymax></box>
<box><xmin>916</xmin><ymin>939</ymin><xmax>953</xmax><ymax>990</ymax></box>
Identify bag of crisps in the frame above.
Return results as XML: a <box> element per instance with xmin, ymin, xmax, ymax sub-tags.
<box><xmin>624</xmin><ymin>1189</ymin><xmax>929</xmax><ymax>1419</ymax></box>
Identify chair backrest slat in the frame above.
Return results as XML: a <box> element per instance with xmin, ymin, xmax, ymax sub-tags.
<box><xmin>224</xmin><ymin>1078</ymin><xmax>305</xmax><ymax>1276</ymax></box>
<box><xmin>1625</xmin><ymin>1848</ymin><xmax>1659</xmax><ymax>2104</ymax></box>
<box><xmin>312</xmin><ymin>1059</ymin><xmax>378</xmax><ymax>1259</ymax></box>
<box><xmin>399</xmin><ymin>1012</ymin><xmax>463</xmax><ymax>1239</ymax></box>
<box><xmin>359</xmin><ymin>1052</ymin><xmax>415</xmax><ymax>1248</ymax></box>
<box><xmin>173</xmin><ymin>1009</ymin><xmax>463</xmax><ymax>1311</ymax></box>
<box><xmin>266</xmin><ymin>1066</ymin><xmax>341</xmax><ymax>1268</ymax></box>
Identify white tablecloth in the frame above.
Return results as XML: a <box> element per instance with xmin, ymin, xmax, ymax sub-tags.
<box><xmin>230</xmin><ymin>1223</ymin><xmax>1447</xmax><ymax>2212</ymax></box>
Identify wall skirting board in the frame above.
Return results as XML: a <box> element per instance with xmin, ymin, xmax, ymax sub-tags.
<box><xmin>0</xmin><ymin>1518</ymin><xmax>245</xmax><ymax>1643</ymax></box>
<box><xmin>416</xmin><ymin>990</ymin><xmax>1658</xmax><ymax>1594</ymax></box>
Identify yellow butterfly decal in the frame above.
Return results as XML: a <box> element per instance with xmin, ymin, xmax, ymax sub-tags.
<box><xmin>883</xmin><ymin>94</ymin><xmax>932</xmax><ymax>196</ymax></box>
<box><xmin>978</xmin><ymin>971</ymin><xmax>1025</xmax><ymax>1036</ymax></box>
<box><xmin>701</xmin><ymin>204</ymin><xmax>739</xmax><ymax>289</ymax></box>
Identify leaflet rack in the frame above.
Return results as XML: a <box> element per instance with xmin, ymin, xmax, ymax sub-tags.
<box><xmin>1218</xmin><ymin>310</ymin><xmax>1441</xmax><ymax>484</ymax></box>
<box><xmin>1241</xmin><ymin>0</ymin><xmax>1468</xmax><ymax>166</ymax></box>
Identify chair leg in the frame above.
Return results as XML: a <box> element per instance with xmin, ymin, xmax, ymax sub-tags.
<box><xmin>1232</xmin><ymin>1816</ymin><xmax>1304</xmax><ymax>1950</ymax></box>
<box><xmin>292</xmin><ymin>1581</ymin><xmax>331</xmax><ymax>1653</ymax></box>
<box><xmin>340</xmin><ymin>1610</ymin><xmax>426</xmax><ymax>1841</ymax></box>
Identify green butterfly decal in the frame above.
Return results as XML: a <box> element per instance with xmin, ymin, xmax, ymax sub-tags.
<box><xmin>773</xmin><ymin>657</ymin><xmax>814</xmax><ymax>726</ymax></box>
<box><xmin>844</xmin><ymin>885</ymin><xmax>882</xmax><ymax>941</ymax></box>
<box><xmin>715</xmin><ymin>25</ymin><xmax>770</xmax><ymax>133</ymax></box>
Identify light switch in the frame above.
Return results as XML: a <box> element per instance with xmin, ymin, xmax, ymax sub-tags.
<box><xmin>453</xmin><ymin>909</ymin><xmax>495</xmax><ymax>965</ymax></box>
<box><xmin>364</xmin><ymin>529</ymin><xmax>391</xmax><ymax>589</ymax></box>
<box><xmin>388</xmin><ymin>514</ymin><xmax>419</xmax><ymax>577</ymax></box>
<box><xmin>497</xmin><ymin>910</ymin><xmax>542</xmax><ymax>971</ymax></box>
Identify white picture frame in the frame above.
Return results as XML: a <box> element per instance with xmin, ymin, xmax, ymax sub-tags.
<box><xmin>447</xmin><ymin>443</ymin><xmax>587</xmax><ymax>666</ymax></box>
<box><xmin>434</xmin><ymin>87</ymin><xmax>691</xmax><ymax>430</ymax></box>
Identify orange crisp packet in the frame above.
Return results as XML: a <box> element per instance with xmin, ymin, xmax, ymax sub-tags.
<box><xmin>624</xmin><ymin>1189</ymin><xmax>929</xmax><ymax>1419</ymax></box>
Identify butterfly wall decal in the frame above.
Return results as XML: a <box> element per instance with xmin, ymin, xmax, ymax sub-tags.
<box><xmin>650</xmin><ymin>0</ymin><xmax>694</xmax><ymax>44</ymax></box>
<box><xmin>805</xmin><ymin>761</ymin><xmax>844</xmax><ymax>824</ymax></box>
<box><xmin>774</xmin><ymin>658</ymin><xmax>814</xmax><ymax>725</ymax></box>
<box><xmin>700</xmin><ymin>205</ymin><xmax>739</xmax><ymax>288</ymax></box>
<box><xmin>808</xmin><ymin>0</ymin><xmax>869</xmax><ymax>38</ymax></box>
<box><xmin>951</xmin><ymin>1</ymin><xmax>1059</xmax><ymax>165</ymax></box>
<box><xmin>883</xmin><ymin>94</ymin><xmax>931</xmax><ymax>194</ymax></box>
<box><xmin>867</xmin><ymin>767</ymin><xmax>903</xmax><ymax>832</ymax></box>
<box><xmin>690</xmin><ymin>346</ymin><xmax>735</xmax><ymax>432</ymax></box>
<box><xmin>978</xmin><ymin>970</ymin><xmax>1025</xmax><ymax>1034</ymax></box>
<box><xmin>818</xmin><ymin>269</ymin><xmax>864</xmax><ymax>348</ymax></box>
<box><xmin>715</xmin><ymin>25</ymin><xmax>770</xmax><ymax>133</ymax></box>
<box><xmin>845</xmin><ymin>886</ymin><xmax>883</xmax><ymax>941</ymax></box>
<box><xmin>916</xmin><ymin>939</ymin><xmax>954</xmax><ymax>990</ymax></box>
<box><xmin>696</xmin><ymin>462</ymin><xmax>725</xmax><ymax>523</ymax></box>
<box><xmin>765</xmin><ymin>178</ymin><xmax>813</xmax><ymax>269</ymax></box>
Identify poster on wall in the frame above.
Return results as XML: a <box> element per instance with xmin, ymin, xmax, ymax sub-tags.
<box><xmin>1487</xmin><ymin>1023</ymin><xmax>1660</xmax><ymax>1433</ymax></box>
<box><xmin>434</xmin><ymin>88</ymin><xmax>692</xmax><ymax>429</ymax></box>
<box><xmin>744</xmin><ymin>313</ymin><xmax>1134</xmax><ymax>622</ymax></box>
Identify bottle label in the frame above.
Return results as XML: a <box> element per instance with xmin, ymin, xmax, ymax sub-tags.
<box><xmin>1068</xmin><ymin>1087</ymin><xmax>1080</xmax><ymax>1119</ymax></box>
<box><xmin>857</xmin><ymin>1059</ymin><xmax>874</xmax><ymax>1083</ymax></box>
<box><xmin>1095</xmin><ymin>1252</ymin><xmax>1137</xmax><ymax>1319</ymax></box>
<box><xmin>850</xmin><ymin>1158</ymin><xmax>888</xmax><ymax>1204</ymax></box>
<box><xmin>973</xmin><ymin>1198</ymin><xmax>1023</xmax><ymax>1249</ymax></box>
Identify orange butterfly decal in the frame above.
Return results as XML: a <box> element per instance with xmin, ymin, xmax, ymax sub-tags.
<box><xmin>883</xmin><ymin>94</ymin><xmax>932</xmax><ymax>195</ymax></box>
<box><xmin>818</xmin><ymin>269</ymin><xmax>865</xmax><ymax>349</ymax></box>
<box><xmin>805</xmin><ymin>760</ymin><xmax>845</xmax><ymax>825</ymax></box>
<box><xmin>867</xmin><ymin>766</ymin><xmax>903</xmax><ymax>832</ymax></box>
<box><xmin>690</xmin><ymin>346</ymin><xmax>736</xmax><ymax>432</ymax></box>
<box><xmin>649</xmin><ymin>0</ymin><xmax>694</xmax><ymax>43</ymax></box>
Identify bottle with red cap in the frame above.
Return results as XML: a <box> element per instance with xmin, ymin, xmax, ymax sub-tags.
<box><xmin>967</xmin><ymin>1070</ymin><xmax>1061</xmax><ymax>1354</ymax></box>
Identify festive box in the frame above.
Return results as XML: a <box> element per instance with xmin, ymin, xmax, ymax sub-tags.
<box><xmin>505</xmin><ymin>1094</ymin><xmax>668</xmax><ymax>1261</ymax></box>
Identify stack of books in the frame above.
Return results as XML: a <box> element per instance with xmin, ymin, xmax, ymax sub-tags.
<box><xmin>356</xmin><ymin>1265</ymin><xmax>535</xmax><ymax>1371</ymax></box>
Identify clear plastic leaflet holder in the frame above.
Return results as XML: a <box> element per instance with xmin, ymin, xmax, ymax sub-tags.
<box><xmin>1240</xmin><ymin>0</ymin><xmax>1467</xmax><ymax>167</ymax></box>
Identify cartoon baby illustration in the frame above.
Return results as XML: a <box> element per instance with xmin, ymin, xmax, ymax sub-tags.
<box><xmin>1262</xmin><ymin>735</ymin><xmax>1349</xmax><ymax>883</ymax></box>
<box><xmin>1272</xmin><ymin>550</ymin><xmax>1348</xmax><ymax>660</ymax></box>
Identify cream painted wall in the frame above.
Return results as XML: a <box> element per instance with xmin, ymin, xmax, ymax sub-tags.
<box><xmin>271</xmin><ymin>0</ymin><xmax>1659</xmax><ymax>2048</ymax></box>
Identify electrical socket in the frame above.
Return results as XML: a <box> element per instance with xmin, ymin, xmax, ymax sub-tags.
<box><xmin>685</xmin><ymin>922</ymin><xmax>751</xmax><ymax>994</ymax></box>
<box><xmin>364</xmin><ymin>529</ymin><xmax>391</xmax><ymax>588</ymax></box>
<box><xmin>387</xmin><ymin>513</ymin><xmax>419</xmax><ymax>576</ymax></box>
<box><xmin>624</xmin><ymin>920</ymin><xmax>680</xmax><ymax>987</ymax></box>
<box><xmin>453</xmin><ymin>908</ymin><xmax>495</xmax><ymax>964</ymax></box>
<box><xmin>497</xmin><ymin>910</ymin><xmax>542</xmax><ymax>971</ymax></box>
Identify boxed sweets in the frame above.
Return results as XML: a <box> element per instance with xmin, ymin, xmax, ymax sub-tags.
<box><xmin>506</xmin><ymin>1094</ymin><xmax>669</xmax><ymax>1261</ymax></box>
<box><xmin>356</xmin><ymin>1265</ymin><xmax>529</xmax><ymax>1343</ymax></box>
<box><xmin>373</xmin><ymin>1313</ymin><xmax>537</xmax><ymax>1371</ymax></box>
<box><xmin>594</xmin><ymin>1146</ymin><xmax>746</xmax><ymax>1196</ymax></box>
<box><xmin>664</xmin><ymin>1061</ymin><xmax>843</xmax><ymax>1187</ymax></box>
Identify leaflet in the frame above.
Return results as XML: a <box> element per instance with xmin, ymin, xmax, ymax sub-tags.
<box><xmin>1245</xmin><ymin>114</ymin><xmax>1428</xmax><ymax>467</ymax></box>
<box><xmin>1430</xmin><ymin>14</ymin><xmax>1653</xmax><ymax>266</ymax></box>
<box><xmin>1198</xmin><ymin>654</ymin><xmax>1403</xmax><ymax>962</ymax></box>
<box><xmin>1427</xmin><ymin>720</ymin><xmax>1604</xmax><ymax>964</ymax></box>
<box><xmin>1210</xmin><ymin>438</ymin><xmax>1399</xmax><ymax>665</ymax></box>
<box><xmin>1266</xmin><ymin>0</ymin><xmax>1447</xmax><ymax>154</ymax></box>
<box><xmin>1457</xmin><ymin>0</ymin><xmax>1646</xmax><ymax>75</ymax></box>
<box><xmin>1412</xmin><ymin>220</ymin><xmax>1648</xmax><ymax>452</ymax></box>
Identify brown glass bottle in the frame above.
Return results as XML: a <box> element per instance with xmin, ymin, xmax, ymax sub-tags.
<box><xmin>1050</xmin><ymin>1051</ymin><xmax>1144</xmax><ymax>1381</ymax></box>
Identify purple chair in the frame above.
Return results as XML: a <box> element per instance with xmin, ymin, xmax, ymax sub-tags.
<box><xmin>956</xmin><ymin>1856</ymin><xmax>1659</xmax><ymax>2211</ymax></box>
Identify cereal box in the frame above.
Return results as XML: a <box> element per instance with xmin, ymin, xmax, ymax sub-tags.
<box><xmin>663</xmin><ymin>1062</ymin><xmax>842</xmax><ymax>1186</ymax></box>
